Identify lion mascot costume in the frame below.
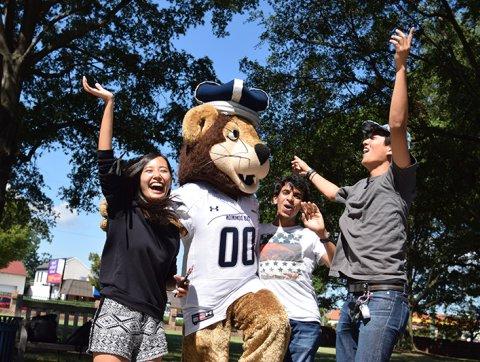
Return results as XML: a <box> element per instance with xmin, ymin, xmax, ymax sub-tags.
<box><xmin>172</xmin><ymin>79</ymin><xmax>290</xmax><ymax>361</ymax></box>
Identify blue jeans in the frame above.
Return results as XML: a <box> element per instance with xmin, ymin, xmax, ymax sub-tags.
<box><xmin>284</xmin><ymin>319</ymin><xmax>321</xmax><ymax>362</ymax></box>
<box><xmin>336</xmin><ymin>291</ymin><xmax>409</xmax><ymax>362</ymax></box>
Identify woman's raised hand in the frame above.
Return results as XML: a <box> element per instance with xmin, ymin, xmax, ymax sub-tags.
<box><xmin>82</xmin><ymin>76</ymin><xmax>114</xmax><ymax>102</ymax></box>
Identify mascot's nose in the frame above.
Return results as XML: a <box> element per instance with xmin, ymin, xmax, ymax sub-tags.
<box><xmin>255</xmin><ymin>144</ymin><xmax>270</xmax><ymax>165</ymax></box>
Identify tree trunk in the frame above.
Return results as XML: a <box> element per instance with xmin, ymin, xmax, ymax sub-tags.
<box><xmin>406</xmin><ymin>313</ymin><xmax>416</xmax><ymax>351</ymax></box>
<box><xmin>0</xmin><ymin>107</ymin><xmax>17</xmax><ymax>221</ymax></box>
<box><xmin>0</xmin><ymin>56</ymin><xmax>22</xmax><ymax>221</ymax></box>
<box><xmin>397</xmin><ymin>312</ymin><xmax>416</xmax><ymax>351</ymax></box>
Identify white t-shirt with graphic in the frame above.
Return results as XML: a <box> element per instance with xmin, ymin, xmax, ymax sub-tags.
<box><xmin>172</xmin><ymin>182</ymin><xmax>264</xmax><ymax>336</ymax></box>
<box><xmin>258</xmin><ymin>223</ymin><xmax>326</xmax><ymax>323</ymax></box>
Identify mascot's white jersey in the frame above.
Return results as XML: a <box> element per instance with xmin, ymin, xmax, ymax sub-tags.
<box><xmin>172</xmin><ymin>182</ymin><xmax>264</xmax><ymax>336</ymax></box>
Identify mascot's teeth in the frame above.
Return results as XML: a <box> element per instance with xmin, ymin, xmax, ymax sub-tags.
<box><xmin>239</xmin><ymin>174</ymin><xmax>255</xmax><ymax>186</ymax></box>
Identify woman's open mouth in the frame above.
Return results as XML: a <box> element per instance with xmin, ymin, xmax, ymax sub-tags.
<box><xmin>149</xmin><ymin>182</ymin><xmax>165</xmax><ymax>193</ymax></box>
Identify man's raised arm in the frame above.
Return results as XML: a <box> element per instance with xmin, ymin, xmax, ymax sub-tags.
<box><xmin>388</xmin><ymin>27</ymin><xmax>415</xmax><ymax>168</ymax></box>
<box><xmin>291</xmin><ymin>156</ymin><xmax>339</xmax><ymax>201</ymax></box>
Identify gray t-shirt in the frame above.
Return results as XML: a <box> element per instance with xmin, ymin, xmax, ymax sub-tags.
<box><xmin>329</xmin><ymin>161</ymin><xmax>418</xmax><ymax>282</ymax></box>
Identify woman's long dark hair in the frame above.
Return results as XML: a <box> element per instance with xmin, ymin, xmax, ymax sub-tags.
<box><xmin>122</xmin><ymin>152</ymin><xmax>180</xmax><ymax>227</ymax></box>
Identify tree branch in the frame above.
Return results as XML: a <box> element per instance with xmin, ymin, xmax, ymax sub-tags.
<box><xmin>15</xmin><ymin>1</ymin><xmax>43</xmax><ymax>60</ymax></box>
<box><xmin>344</xmin><ymin>11</ymin><xmax>389</xmax><ymax>89</ymax></box>
<box><xmin>20</xmin><ymin>3</ymin><xmax>92</xmax><ymax>62</ymax></box>
<box><xmin>17</xmin><ymin>119</ymin><xmax>74</xmax><ymax>164</ymax></box>
<box><xmin>440</xmin><ymin>0</ymin><xmax>480</xmax><ymax>83</ymax></box>
<box><xmin>413</xmin><ymin>272</ymin><xmax>440</xmax><ymax>305</ymax></box>
<box><xmin>400</xmin><ymin>3</ymin><xmax>479</xmax><ymax>98</ymax></box>
<box><xmin>424</xmin><ymin>300</ymin><xmax>441</xmax><ymax>309</ymax></box>
<box><xmin>17</xmin><ymin>141</ymin><xmax>42</xmax><ymax>163</ymax></box>
<box><xmin>4</xmin><ymin>0</ymin><xmax>17</xmax><ymax>52</ymax></box>
<box><xmin>32</xmin><ymin>0</ymin><xmax>133</xmax><ymax>63</ymax></box>
<box><xmin>0</xmin><ymin>21</ymin><xmax>12</xmax><ymax>59</ymax></box>
<box><xmin>405</xmin><ymin>3</ymin><xmax>444</xmax><ymax>19</ymax></box>
<box><xmin>412</xmin><ymin>124</ymin><xmax>480</xmax><ymax>143</ymax></box>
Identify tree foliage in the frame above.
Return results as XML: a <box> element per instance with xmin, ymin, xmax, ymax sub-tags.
<box><xmin>437</xmin><ymin>299</ymin><xmax>480</xmax><ymax>342</ymax></box>
<box><xmin>0</xmin><ymin>0</ymin><xmax>259</xmax><ymax>222</ymax></box>
<box><xmin>0</xmin><ymin>190</ymin><xmax>51</xmax><ymax>270</ymax></box>
<box><xmin>455</xmin><ymin>300</ymin><xmax>480</xmax><ymax>343</ymax></box>
<box><xmin>88</xmin><ymin>252</ymin><xmax>101</xmax><ymax>291</ymax></box>
<box><xmin>23</xmin><ymin>247</ymin><xmax>51</xmax><ymax>282</ymax></box>
<box><xmin>0</xmin><ymin>0</ymin><xmax>260</xmax><ymax>268</ymax></box>
<box><xmin>244</xmin><ymin>0</ymin><xmax>480</xmax><ymax>314</ymax></box>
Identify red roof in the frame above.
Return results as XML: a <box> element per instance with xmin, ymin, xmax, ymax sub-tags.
<box><xmin>0</xmin><ymin>261</ymin><xmax>27</xmax><ymax>277</ymax></box>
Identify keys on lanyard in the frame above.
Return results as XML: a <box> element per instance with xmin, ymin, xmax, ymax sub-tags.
<box><xmin>350</xmin><ymin>291</ymin><xmax>372</xmax><ymax>322</ymax></box>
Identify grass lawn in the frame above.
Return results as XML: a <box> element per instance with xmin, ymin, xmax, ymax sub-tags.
<box><xmin>23</xmin><ymin>329</ymin><xmax>477</xmax><ymax>361</ymax></box>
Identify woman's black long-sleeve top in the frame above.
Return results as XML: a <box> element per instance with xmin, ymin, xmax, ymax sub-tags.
<box><xmin>97</xmin><ymin>150</ymin><xmax>180</xmax><ymax>319</ymax></box>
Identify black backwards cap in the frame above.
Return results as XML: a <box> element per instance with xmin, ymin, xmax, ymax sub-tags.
<box><xmin>362</xmin><ymin>120</ymin><xmax>412</xmax><ymax>149</ymax></box>
<box><xmin>194</xmin><ymin>79</ymin><xmax>269</xmax><ymax>129</ymax></box>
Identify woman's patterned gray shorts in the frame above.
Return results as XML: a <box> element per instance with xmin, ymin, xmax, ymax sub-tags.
<box><xmin>88</xmin><ymin>297</ymin><xmax>168</xmax><ymax>361</ymax></box>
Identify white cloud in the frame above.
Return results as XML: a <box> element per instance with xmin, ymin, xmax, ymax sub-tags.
<box><xmin>53</xmin><ymin>202</ymin><xmax>78</xmax><ymax>225</ymax></box>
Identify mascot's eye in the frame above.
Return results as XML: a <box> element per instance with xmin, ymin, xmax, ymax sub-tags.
<box><xmin>227</xmin><ymin>129</ymin><xmax>240</xmax><ymax>141</ymax></box>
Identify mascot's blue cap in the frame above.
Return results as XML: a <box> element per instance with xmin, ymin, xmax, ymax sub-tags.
<box><xmin>194</xmin><ymin>79</ymin><xmax>269</xmax><ymax>128</ymax></box>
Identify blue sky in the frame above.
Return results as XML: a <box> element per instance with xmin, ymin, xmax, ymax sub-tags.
<box><xmin>37</xmin><ymin>11</ymin><xmax>269</xmax><ymax>270</ymax></box>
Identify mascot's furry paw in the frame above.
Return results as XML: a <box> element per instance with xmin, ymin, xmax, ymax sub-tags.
<box><xmin>99</xmin><ymin>199</ymin><xmax>108</xmax><ymax>232</ymax></box>
<box><xmin>99</xmin><ymin>218</ymin><xmax>108</xmax><ymax>232</ymax></box>
<box><xmin>99</xmin><ymin>199</ymin><xmax>108</xmax><ymax>217</ymax></box>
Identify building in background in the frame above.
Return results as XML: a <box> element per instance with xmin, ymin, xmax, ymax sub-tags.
<box><xmin>0</xmin><ymin>261</ymin><xmax>27</xmax><ymax>309</ymax></box>
<box><xmin>28</xmin><ymin>257</ymin><xmax>91</xmax><ymax>301</ymax></box>
<box><xmin>60</xmin><ymin>279</ymin><xmax>95</xmax><ymax>302</ymax></box>
<box><xmin>28</xmin><ymin>261</ymin><xmax>50</xmax><ymax>300</ymax></box>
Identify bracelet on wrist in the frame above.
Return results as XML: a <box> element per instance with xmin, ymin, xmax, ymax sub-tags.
<box><xmin>305</xmin><ymin>168</ymin><xmax>316</xmax><ymax>180</ymax></box>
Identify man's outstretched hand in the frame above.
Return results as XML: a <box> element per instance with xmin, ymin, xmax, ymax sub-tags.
<box><xmin>390</xmin><ymin>27</ymin><xmax>414</xmax><ymax>70</ymax></box>
<box><xmin>301</xmin><ymin>201</ymin><xmax>328</xmax><ymax>239</ymax></box>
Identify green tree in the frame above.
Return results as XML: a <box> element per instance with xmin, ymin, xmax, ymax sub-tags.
<box><xmin>435</xmin><ymin>300</ymin><xmax>480</xmax><ymax>345</ymax></box>
<box><xmin>88</xmin><ymin>252</ymin><xmax>101</xmax><ymax>291</ymax></box>
<box><xmin>23</xmin><ymin>245</ymin><xmax>51</xmax><ymax>282</ymax></box>
<box><xmin>242</xmin><ymin>0</ymin><xmax>480</xmax><ymax>343</ymax></box>
<box><xmin>0</xmin><ymin>190</ymin><xmax>50</xmax><ymax>269</ymax></box>
<box><xmin>454</xmin><ymin>299</ymin><xmax>480</xmax><ymax>344</ymax></box>
<box><xmin>0</xmin><ymin>0</ymin><xmax>259</xmax><ymax>222</ymax></box>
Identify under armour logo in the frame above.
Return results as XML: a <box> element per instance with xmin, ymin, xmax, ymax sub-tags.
<box><xmin>210</xmin><ymin>206</ymin><xmax>219</xmax><ymax>212</ymax></box>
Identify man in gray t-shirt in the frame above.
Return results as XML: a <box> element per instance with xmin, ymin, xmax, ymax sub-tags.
<box><xmin>332</xmin><ymin>159</ymin><xmax>417</xmax><ymax>282</ymax></box>
<box><xmin>292</xmin><ymin>28</ymin><xmax>417</xmax><ymax>361</ymax></box>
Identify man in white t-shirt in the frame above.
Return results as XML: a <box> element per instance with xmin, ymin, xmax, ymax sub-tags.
<box><xmin>259</xmin><ymin>175</ymin><xmax>336</xmax><ymax>362</ymax></box>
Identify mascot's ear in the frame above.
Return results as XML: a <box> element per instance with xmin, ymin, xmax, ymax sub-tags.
<box><xmin>182</xmin><ymin>104</ymin><xmax>219</xmax><ymax>144</ymax></box>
